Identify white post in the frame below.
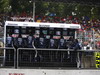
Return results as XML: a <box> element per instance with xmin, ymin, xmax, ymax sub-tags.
<box><xmin>3</xmin><ymin>23</ymin><xmax>6</xmax><ymax>66</ymax></box>
<box><xmin>33</xmin><ymin>1</ymin><xmax>35</xmax><ymax>22</ymax></box>
<box><xmin>75</xmin><ymin>31</ymin><xmax>77</xmax><ymax>39</ymax></box>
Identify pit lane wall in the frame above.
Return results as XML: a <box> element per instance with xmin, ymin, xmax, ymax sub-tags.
<box><xmin>0</xmin><ymin>69</ymin><xmax>100</xmax><ymax>75</ymax></box>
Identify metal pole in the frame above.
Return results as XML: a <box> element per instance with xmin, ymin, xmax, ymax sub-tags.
<box><xmin>33</xmin><ymin>1</ymin><xmax>35</xmax><ymax>22</ymax></box>
<box><xmin>93</xmin><ymin>29</ymin><xmax>95</xmax><ymax>49</ymax></box>
<box><xmin>3</xmin><ymin>23</ymin><xmax>6</xmax><ymax>66</ymax></box>
<box><xmin>17</xmin><ymin>48</ymin><xmax>19</xmax><ymax>68</ymax></box>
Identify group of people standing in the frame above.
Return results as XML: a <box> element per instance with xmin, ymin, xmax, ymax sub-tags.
<box><xmin>6</xmin><ymin>33</ymin><xmax>81</xmax><ymax>63</ymax></box>
<box><xmin>6</xmin><ymin>34</ymin><xmax>81</xmax><ymax>50</ymax></box>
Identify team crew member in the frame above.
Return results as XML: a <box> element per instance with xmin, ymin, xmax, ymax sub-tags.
<box><xmin>58</xmin><ymin>37</ymin><xmax>66</xmax><ymax>49</ymax></box>
<box><xmin>27</xmin><ymin>35</ymin><xmax>34</xmax><ymax>48</ymax></box>
<box><xmin>34</xmin><ymin>35</ymin><xmax>46</xmax><ymax>62</ymax></box>
<box><xmin>13</xmin><ymin>29</ymin><xmax>19</xmax><ymax>49</ymax></box>
<box><xmin>27</xmin><ymin>35</ymin><xmax>39</xmax><ymax>62</ymax></box>
<box><xmin>21</xmin><ymin>35</ymin><xmax>36</xmax><ymax>62</ymax></box>
<box><xmin>49</xmin><ymin>36</ymin><xmax>58</xmax><ymax>49</ymax></box>
<box><xmin>5</xmin><ymin>34</ymin><xmax>14</xmax><ymax>66</ymax></box>
<box><xmin>13</xmin><ymin>35</ymin><xmax>17</xmax><ymax>49</ymax></box>
<box><xmin>58</xmin><ymin>37</ymin><xmax>66</xmax><ymax>62</ymax></box>
<box><xmin>49</xmin><ymin>36</ymin><xmax>58</xmax><ymax>62</ymax></box>
<box><xmin>17</xmin><ymin>35</ymin><xmax>23</xmax><ymax>48</ymax></box>
<box><xmin>6</xmin><ymin>34</ymin><xmax>13</xmax><ymax>47</ymax></box>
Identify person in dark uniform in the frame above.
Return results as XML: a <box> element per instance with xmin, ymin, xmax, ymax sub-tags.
<box><xmin>38</xmin><ymin>37</ymin><xmax>46</xmax><ymax>48</ymax></box>
<box><xmin>67</xmin><ymin>36</ymin><xmax>74</xmax><ymax>49</ymax></box>
<box><xmin>69</xmin><ymin>39</ymin><xmax>81</xmax><ymax>66</ymax></box>
<box><xmin>58</xmin><ymin>37</ymin><xmax>66</xmax><ymax>49</ymax></box>
<box><xmin>49</xmin><ymin>36</ymin><xmax>58</xmax><ymax>49</ymax></box>
<box><xmin>34</xmin><ymin>34</ymin><xmax>46</xmax><ymax>62</ymax></box>
<box><xmin>17</xmin><ymin>35</ymin><xmax>23</xmax><ymax>48</ymax></box>
<box><xmin>49</xmin><ymin>36</ymin><xmax>58</xmax><ymax>62</ymax></box>
<box><xmin>13</xmin><ymin>29</ymin><xmax>19</xmax><ymax>49</ymax></box>
<box><xmin>73</xmin><ymin>39</ymin><xmax>81</xmax><ymax>50</ymax></box>
<box><xmin>27</xmin><ymin>35</ymin><xmax>34</xmax><ymax>48</ymax></box>
<box><xmin>73</xmin><ymin>39</ymin><xmax>82</xmax><ymax>68</ymax></box>
<box><xmin>12</xmin><ymin>29</ymin><xmax>22</xmax><ymax>68</ymax></box>
<box><xmin>5</xmin><ymin>34</ymin><xmax>14</xmax><ymax>66</ymax></box>
<box><xmin>27</xmin><ymin>35</ymin><xmax>39</xmax><ymax>62</ymax></box>
<box><xmin>58</xmin><ymin>36</ymin><xmax>67</xmax><ymax>62</ymax></box>
<box><xmin>6</xmin><ymin>34</ymin><xmax>13</xmax><ymax>47</ymax></box>
<box><xmin>21</xmin><ymin>35</ymin><xmax>35</xmax><ymax>63</ymax></box>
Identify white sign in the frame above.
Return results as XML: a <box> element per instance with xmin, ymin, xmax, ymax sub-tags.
<box><xmin>5</xmin><ymin>21</ymin><xmax>81</xmax><ymax>29</ymax></box>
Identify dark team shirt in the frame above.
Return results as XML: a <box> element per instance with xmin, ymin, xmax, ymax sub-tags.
<box><xmin>27</xmin><ymin>36</ymin><xmax>33</xmax><ymax>48</ymax></box>
<box><xmin>40</xmin><ymin>38</ymin><xmax>44</xmax><ymax>45</ymax></box>
<box><xmin>18</xmin><ymin>37</ymin><xmax>23</xmax><ymax>46</ymax></box>
<box><xmin>50</xmin><ymin>39</ymin><xmax>55</xmax><ymax>47</ymax></box>
<box><xmin>49</xmin><ymin>39</ymin><xmax>58</xmax><ymax>49</ymax></box>
<box><xmin>60</xmin><ymin>39</ymin><xmax>64</xmax><ymax>46</ymax></box>
<box><xmin>38</xmin><ymin>37</ymin><xmax>46</xmax><ymax>48</ymax></box>
<box><xmin>6</xmin><ymin>36</ymin><xmax>13</xmax><ymax>47</ymax></box>
<box><xmin>13</xmin><ymin>37</ymin><xmax>17</xmax><ymax>48</ymax></box>
<box><xmin>59</xmin><ymin>39</ymin><xmax>65</xmax><ymax>49</ymax></box>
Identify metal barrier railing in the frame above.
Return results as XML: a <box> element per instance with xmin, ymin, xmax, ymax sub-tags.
<box><xmin>17</xmin><ymin>48</ymin><xmax>100</xmax><ymax>69</ymax></box>
<box><xmin>0</xmin><ymin>47</ymin><xmax>100</xmax><ymax>69</ymax></box>
<box><xmin>0</xmin><ymin>47</ymin><xmax>16</xmax><ymax>68</ymax></box>
<box><xmin>17</xmin><ymin>48</ymin><xmax>76</xmax><ymax>68</ymax></box>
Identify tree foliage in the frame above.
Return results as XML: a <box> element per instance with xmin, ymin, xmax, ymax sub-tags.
<box><xmin>0</xmin><ymin>0</ymin><xmax>10</xmax><ymax>13</ymax></box>
<box><xmin>0</xmin><ymin>0</ymin><xmax>100</xmax><ymax>19</ymax></box>
<box><xmin>10</xmin><ymin>0</ymin><xmax>33</xmax><ymax>14</ymax></box>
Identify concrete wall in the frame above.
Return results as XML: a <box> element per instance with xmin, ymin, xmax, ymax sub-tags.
<box><xmin>0</xmin><ymin>69</ymin><xmax>100</xmax><ymax>75</ymax></box>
